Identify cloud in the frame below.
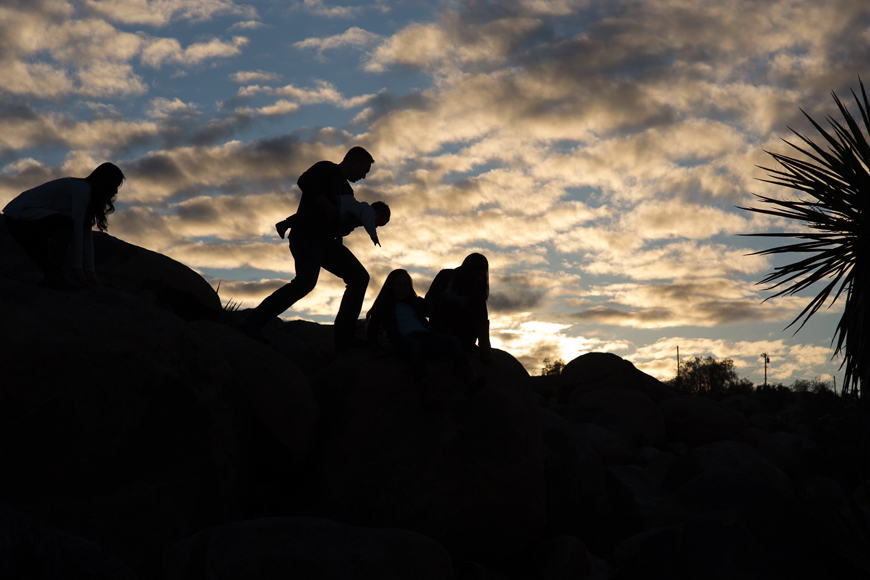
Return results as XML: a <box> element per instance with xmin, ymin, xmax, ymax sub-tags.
<box><xmin>141</xmin><ymin>35</ymin><xmax>249</xmax><ymax>68</ymax></box>
<box><xmin>297</xmin><ymin>0</ymin><xmax>362</xmax><ymax>19</ymax></box>
<box><xmin>229</xmin><ymin>20</ymin><xmax>264</xmax><ymax>31</ymax></box>
<box><xmin>230</xmin><ymin>69</ymin><xmax>281</xmax><ymax>83</ymax></box>
<box><xmin>238</xmin><ymin>80</ymin><xmax>377</xmax><ymax>109</ymax></box>
<box><xmin>568</xmin><ymin>278</ymin><xmax>816</xmax><ymax>329</ymax></box>
<box><xmin>84</xmin><ymin>0</ymin><xmax>257</xmax><ymax>27</ymax></box>
<box><xmin>146</xmin><ymin>97</ymin><xmax>200</xmax><ymax>120</ymax></box>
<box><xmin>293</xmin><ymin>27</ymin><xmax>381</xmax><ymax>55</ymax></box>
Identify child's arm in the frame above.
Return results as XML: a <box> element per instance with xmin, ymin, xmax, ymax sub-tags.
<box><xmin>357</xmin><ymin>202</ymin><xmax>380</xmax><ymax>246</ymax></box>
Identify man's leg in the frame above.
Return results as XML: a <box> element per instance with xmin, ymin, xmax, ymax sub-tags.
<box><xmin>243</xmin><ymin>236</ymin><xmax>324</xmax><ymax>329</ymax></box>
<box><xmin>320</xmin><ymin>241</ymin><xmax>369</xmax><ymax>349</ymax></box>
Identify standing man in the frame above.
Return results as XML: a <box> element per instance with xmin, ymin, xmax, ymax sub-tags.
<box><xmin>241</xmin><ymin>146</ymin><xmax>376</xmax><ymax>350</ymax></box>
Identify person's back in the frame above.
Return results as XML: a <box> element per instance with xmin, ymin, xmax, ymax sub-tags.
<box><xmin>294</xmin><ymin>160</ymin><xmax>353</xmax><ymax>239</ymax></box>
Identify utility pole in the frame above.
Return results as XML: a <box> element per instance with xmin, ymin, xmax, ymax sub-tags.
<box><xmin>676</xmin><ymin>346</ymin><xmax>680</xmax><ymax>380</ymax></box>
<box><xmin>760</xmin><ymin>353</ymin><xmax>770</xmax><ymax>387</ymax></box>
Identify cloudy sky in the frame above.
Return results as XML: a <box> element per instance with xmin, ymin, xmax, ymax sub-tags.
<box><xmin>2</xmin><ymin>0</ymin><xmax>867</xmax><ymax>385</ymax></box>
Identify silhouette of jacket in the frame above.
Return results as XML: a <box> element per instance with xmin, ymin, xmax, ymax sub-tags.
<box><xmin>3</xmin><ymin>177</ymin><xmax>95</xmax><ymax>271</ymax></box>
<box><xmin>294</xmin><ymin>161</ymin><xmax>354</xmax><ymax>240</ymax></box>
<box><xmin>367</xmin><ymin>296</ymin><xmax>432</xmax><ymax>350</ymax></box>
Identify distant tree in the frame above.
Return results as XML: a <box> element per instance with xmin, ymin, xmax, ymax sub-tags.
<box><xmin>667</xmin><ymin>356</ymin><xmax>750</xmax><ymax>397</ymax></box>
<box><xmin>541</xmin><ymin>358</ymin><xmax>566</xmax><ymax>376</ymax></box>
<box><xmin>792</xmin><ymin>378</ymin><xmax>834</xmax><ymax>394</ymax></box>
<box><xmin>739</xmin><ymin>80</ymin><xmax>870</xmax><ymax>403</ymax></box>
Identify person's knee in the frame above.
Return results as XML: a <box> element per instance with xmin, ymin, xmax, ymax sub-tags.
<box><xmin>348</xmin><ymin>268</ymin><xmax>369</xmax><ymax>289</ymax></box>
<box><xmin>290</xmin><ymin>272</ymin><xmax>318</xmax><ymax>296</ymax></box>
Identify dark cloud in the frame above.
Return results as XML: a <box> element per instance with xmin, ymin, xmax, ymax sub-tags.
<box><xmin>571</xmin><ymin>306</ymin><xmax>674</xmax><ymax>325</ymax></box>
<box><xmin>489</xmin><ymin>274</ymin><xmax>547</xmax><ymax>313</ymax></box>
<box><xmin>694</xmin><ymin>300</ymin><xmax>784</xmax><ymax>326</ymax></box>
<box><xmin>126</xmin><ymin>154</ymin><xmax>186</xmax><ymax>187</ymax></box>
<box><xmin>489</xmin><ymin>287</ymin><xmax>545</xmax><ymax>313</ymax></box>
<box><xmin>189</xmin><ymin>111</ymin><xmax>255</xmax><ymax>146</ymax></box>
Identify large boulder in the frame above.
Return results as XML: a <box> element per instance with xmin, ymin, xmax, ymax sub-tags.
<box><xmin>662</xmin><ymin>441</ymin><xmax>794</xmax><ymax>498</ymax></box>
<box><xmin>0</xmin><ymin>503</ymin><xmax>136</xmax><ymax>580</ymax></box>
<box><xmin>164</xmin><ymin>517</ymin><xmax>456</xmax><ymax>580</ymax></box>
<box><xmin>314</xmin><ymin>348</ymin><xmax>547</xmax><ymax>563</ymax></box>
<box><xmin>93</xmin><ymin>232</ymin><xmax>221</xmax><ymax>321</ymax></box>
<box><xmin>559</xmin><ymin>352</ymin><xmax>677</xmax><ymax>404</ymax></box>
<box><xmin>658</xmin><ymin>397</ymin><xmax>748</xmax><ymax>447</ymax></box>
<box><xmin>568</xmin><ymin>387</ymin><xmax>666</xmax><ymax>448</ymax></box>
<box><xmin>0</xmin><ymin>275</ymin><xmax>318</xmax><ymax>577</ymax></box>
<box><xmin>535</xmin><ymin>407</ymin><xmax>606</xmax><ymax>534</ymax></box>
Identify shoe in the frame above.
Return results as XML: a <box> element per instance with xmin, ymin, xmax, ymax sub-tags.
<box><xmin>241</xmin><ymin>322</ymin><xmax>270</xmax><ymax>344</ymax></box>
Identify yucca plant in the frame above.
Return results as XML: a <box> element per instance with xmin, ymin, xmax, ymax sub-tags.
<box><xmin>739</xmin><ymin>80</ymin><xmax>870</xmax><ymax>402</ymax></box>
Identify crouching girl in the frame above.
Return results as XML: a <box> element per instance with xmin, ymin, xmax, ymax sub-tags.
<box><xmin>367</xmin><ymin>269</ymin><xmax>484</xmax><ymax>396</ymax></box>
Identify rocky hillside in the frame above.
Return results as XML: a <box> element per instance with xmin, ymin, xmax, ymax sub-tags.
<box><xmin>1</xmin><ymin>227</ymin><xmax>869</xmax><ymax>579</ymax></box>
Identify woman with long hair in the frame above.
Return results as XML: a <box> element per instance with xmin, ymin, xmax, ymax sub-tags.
<box><xmin>3</xmin><ymin>162</ymin><xmax>124</xmax><ymax>288</ymax></box>
<box><xmin>367</xmin><ymin>269</ymin><xmax>484</xmax><ymax>395</ymax></box>
<box><xmin>425</xmin><ymin>253</ymin><xmax>493</xmax><ymax>363</ymax></box>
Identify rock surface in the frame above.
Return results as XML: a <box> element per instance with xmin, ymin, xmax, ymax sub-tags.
<box><xmin>164</xmin><ymin>517</ymin><xmax>456</xmax><ymax>580</ymax></box>
<box><xmin>2</xmin><ymin>233</ymin><xmax>868</xmax><ymax>579</ymax></box>
<box><xmin>314</xmin><ymin>349</ymin><xmax>547</xmax><ymax>562</ymax></box>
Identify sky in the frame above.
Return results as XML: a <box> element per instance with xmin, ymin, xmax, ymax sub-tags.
<box><xmin>1</xmin><ymin>0</ymin><xmax>868</xmax><ymax>386</ymax></box>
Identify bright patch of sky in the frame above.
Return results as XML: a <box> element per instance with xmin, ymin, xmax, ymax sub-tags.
<box><xmin>2</xmin><ymin>0</ymin><xmax>869</xmax><ymax>386</ymax></box>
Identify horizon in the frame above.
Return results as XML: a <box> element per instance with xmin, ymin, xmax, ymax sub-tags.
<box><xmin>1</xmin><ymin>0</ymin><xmax>867</xmax><ymax>385</ymax></box>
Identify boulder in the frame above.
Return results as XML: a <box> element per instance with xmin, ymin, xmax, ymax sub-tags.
<box><xmin>568</xmin><ymin>387</ymin><xmax>665</xmax><ymax>448</ymax></box>
<box><xmin>739</xmin><ymin>427</ymin><xmax>807</xmax><ymax>479</ymax></box>
<box><xmin>572</xmin><ymin>423</ymin><xmax>634</xmax><ymax>466</ymax></box>
<box><xmin>662</xmin><ymin>441</ymin><xmax>793</xmax><ymax>499</ymax></box>
<box><xmin>535</xmin><ymin>407</ymin><xmax>606</xmax><ymax>533</ymax></box>
<box><xmin>534</xmin><ymin>535</ymin><xmax>612</xmax><ymax>580</ymax></box>
<box><xmin>0</xmin><ymin>217</ymin><xmax>221</xmax><ymax>321</ymax></box>
<box><xmin>314</xmin><ymin>348</ymin><xmax>547</xmax><ymax>562</ymax></box>
<box><xmin>658</xmin><ymin>397</ymin><xmax>748</xmax><ymax>447</ymax></box>
<box><xmin>164</xmin><ymin>517</ymin><xmax>456</xmax><ymax>580</ymax></box>
<box><xmin>605</xmin><ymin>465</ymin><xmax>669</xmax><ymax>525</ymax></box>
<box><xmin>0</xmin><ymin>275</ymin><xmax>318</xmax><ymax>578</ymax></box>
<box><xmin>559</xmin><ymin>352</ymin><xmax>677</xmax><ymax>404</ymax></box>
<box><xmin>93</xmin><ymin>231</ymin><xmax>221</xmax><ymax>321</ymax></box>
<box><xmin>0</xmin><ymin>503</ymin><xmax>136</xmax><ymax>580</ymax></box>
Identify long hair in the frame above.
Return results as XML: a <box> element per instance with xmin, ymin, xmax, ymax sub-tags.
<box><xmin>83</xmin><ymin>162</ymin><xmax>124</xmax><ymax>232</ymax></box>
<box><xmin>453</xmin><ymin>253</ymin><xmax>489</xmax><ymax>300</ymax></box>
<box><xmin>368</xmin><ymin>269</ymin><xmax>417</xmax><ymax>323</ymax></box>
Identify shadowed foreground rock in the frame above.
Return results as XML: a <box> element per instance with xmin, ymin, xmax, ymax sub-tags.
<box><xmin>2</xmin><ymin>233</ymin><xmax>869</xmax><ymax>579</ymax></box>
<box><xmin>164</xmin><ymin>517</ymin><xmax>456</xmax><ymax>580</ymax></box>
<box><xmin>314</xmin><ymin>349</ymin><xmax>547</xmax><ymax>563</ymax></box>
<box><xmin>0</xmin><ymin>274</ymin><xmax>317</xmax><ymax>578</ymax></box>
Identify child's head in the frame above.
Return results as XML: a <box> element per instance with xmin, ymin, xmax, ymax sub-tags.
<box><xmin>372</xmin><ymin>201</ymin><xmax>390</xmax><ymax>227</ymax></box>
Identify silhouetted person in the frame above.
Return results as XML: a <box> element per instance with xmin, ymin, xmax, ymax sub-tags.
<box><xmin>277</xmin><ymin>199</ymin><xmax>390</xmax><ymax>246</ymax></box>
<box><xmin>242</xmin><ymin>146</ymin><xmax>382</xmax><ymax>349</ymax></box>
<box><xmin>2</xmin><ymin>162</ymin><xmax>125</xmax><ymax>289</ymax></box>
<box><xmin>367</xmin><ymin>269</ymin><xmax>484</xmax><ymax>395</ymax></box>
<box><xmin>425</xmin><ymin>253</ymin><xmax>493</xmax><ymax>364</ymax></box>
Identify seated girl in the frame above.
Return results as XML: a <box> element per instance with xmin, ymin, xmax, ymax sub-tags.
<box><xmin>424</xmin><ymin>253</ymin><xmax>493</xmax><ymax>364</ymax></box>
<box><xmin>367</xmin><ymin>269</ymin><xmax>484</xmax><ymax>395</ymax></box>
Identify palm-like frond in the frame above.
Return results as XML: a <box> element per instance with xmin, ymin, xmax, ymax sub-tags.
<box><xmin>738</xmin><ymin>79</ymin><xmax>870</xmax><ymax>398</ymax></box>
